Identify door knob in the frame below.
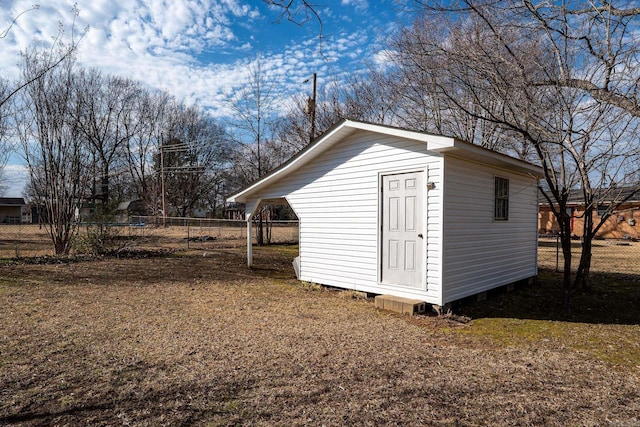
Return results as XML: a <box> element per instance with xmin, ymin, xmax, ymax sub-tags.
<box><xmin>418</xmin><ymin>234</ymin><xmax>423</xmax><ymax>238</ymax></box>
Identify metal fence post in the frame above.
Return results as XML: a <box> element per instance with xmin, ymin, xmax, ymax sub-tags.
<box><xmin>186</xmin><ymin>218</ymin><xmax>190</xmax><ymax>250</ymax></box>
<box><xmin>556</xmin><ymin>234</ymin><xmax>560</xmax><ymax>272</ymax></box>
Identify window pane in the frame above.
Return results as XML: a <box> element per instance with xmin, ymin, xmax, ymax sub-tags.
<box><xmin>494</xmin><ymin>177</ymin><xmax>509</xmax><ymax>220</ymax></box>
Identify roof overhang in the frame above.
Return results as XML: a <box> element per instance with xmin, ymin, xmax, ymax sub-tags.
<box><xmin>432</xmin><ymin>139</ymin><xmax>544</xmax><ymax>178</ymax></box>
<box><xmin>0</xmin><ymin>199</ymin><xmax>26</xmax><ymax>207</ymax></box>
<box><xmin>227</xmin><ymin>119</ymin><xmax>544</xmax><ymax>204</ymax></box>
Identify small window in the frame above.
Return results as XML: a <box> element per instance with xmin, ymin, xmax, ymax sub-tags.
<box><xmin>494</xmin><ymin>177</ymin><xmax>509</xmax><ymax>220</ymax></box>
<box><xmin>597</xmin><ymin>205</ymin><xmax>608</xmax><ymax>217</ymax></box>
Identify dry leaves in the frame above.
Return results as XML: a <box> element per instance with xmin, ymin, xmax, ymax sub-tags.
<box><xmin>0</xmin><ymin>244</ymin><xmax>638</xmax><ymax>426</ymax></box>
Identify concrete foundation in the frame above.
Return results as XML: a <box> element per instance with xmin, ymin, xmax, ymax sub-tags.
<box><xmin>374</xmin><ymin>295</ymin><xmax>427</xmax><ymax>316</ymax></box>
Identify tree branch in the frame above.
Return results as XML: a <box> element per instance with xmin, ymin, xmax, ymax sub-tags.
<box><xmin>534</xmin><ymin>78</ymin><xmax>640</xmax><ymax>118</ymax></box>
<box><xmin>0</xmin><ymin>4</ymin><xmax>41</xmax><ymax>39</ymax></box>
<box><xmin>263</xmin><ymin>0</ymin><xmax>323</xmax><ymax>36</ymax></box>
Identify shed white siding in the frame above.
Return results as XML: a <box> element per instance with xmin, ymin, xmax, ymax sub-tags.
<box><xmin>242</xmin><ymin>129</ymin><xmax>444</xmax><ymax>302</ymax></box>
<box><xmin>425</xmin><ymin>163</ymin><xmax>445</xmax><ymax>305</ymax></box>
<box><xmin>441</xmin><ymin>156</ymin><xmax>539</xmax><ymax>304</ymax></box>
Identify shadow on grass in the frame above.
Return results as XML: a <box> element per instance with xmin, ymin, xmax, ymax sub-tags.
<box><xmin>248</xmin><ymin>244</ymin><xmax>299</xmax><ymax>280</ymax></box>
<box><xmin>455</xmin><ymin>269</ymin><xmax>640</xmax><ymax>325</ymax></box>
<box><xmin>249</xmin><ymin>246</ymin><xmax>640</xmax><ymax>326</ymax></box>
<box><xmin>0</xmin><ymin>403</ymin><xmax>113</xmax><ymax>425</ymax></box>
<box><xmin>0</xmin><ymin>382</ymin><xmax>244</xmax><ymax>426</ymax></box>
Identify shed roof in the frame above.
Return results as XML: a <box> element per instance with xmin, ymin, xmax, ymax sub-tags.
<box><xmin>540</xmin><ymin>186</ymin><xmax>640</xmax><ymax>206</ymax></box>
<box><xmin>0</xmin><ymin>197</ymin><xmax>26</xmax><ymax>206</ymax></box>
<box><xmin>228</xmin><ymin>119</ymin><xmax>544</xmax><ymax>204</ymax></box>
<box><xmin>116</xmin><ymin>201</ymin><xmax>132</xmax><ymax>211</ymax></box>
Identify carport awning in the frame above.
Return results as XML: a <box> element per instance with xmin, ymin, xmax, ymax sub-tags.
<box><xmin>258</xmin><ymin>198</ymin><xmax>290</xmax><ymax>206</ymax></box>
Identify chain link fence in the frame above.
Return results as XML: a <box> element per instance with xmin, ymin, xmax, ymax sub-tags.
<box><xmin>0</xmin><ymin>218</ymin><xmax>299</xmax><ymax>258</ymax></box>
<box><xmin>1</xmin><ymin>222</ymin><xmax>639</xmax><ymax>275</ymax></box>
<box><xmin>538</xmin><ymin>234</ymin><xmax>640</xmax><ymax>275</ymax></box>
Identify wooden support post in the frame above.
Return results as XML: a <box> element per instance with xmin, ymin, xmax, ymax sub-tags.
<box><xmin>246</xmin><ymin>218</ymin><xmax>253</xmax><ymax>267</ymax></box>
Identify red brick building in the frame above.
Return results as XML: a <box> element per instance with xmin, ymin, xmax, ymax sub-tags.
<box><xmin>539</xmin><ymin>188</ymin><xmax>639</xmax><ymax>239</ymax></box>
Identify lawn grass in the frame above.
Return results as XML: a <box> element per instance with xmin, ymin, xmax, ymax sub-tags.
<box><xmin>454</xmin><ymin>269</ymin><xmax>640</xmax><ymax>368</ymax></box>
<box><xmin>0</xmin><ymin>243</ymin><xmax>639</xmax><ymax>426</ymax></box>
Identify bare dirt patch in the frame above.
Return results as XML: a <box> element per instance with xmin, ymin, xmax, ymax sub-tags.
<box><xmin>1</xmin><ymin>244</ymin><xmax>639</xmax><ymax>426</ymax></box>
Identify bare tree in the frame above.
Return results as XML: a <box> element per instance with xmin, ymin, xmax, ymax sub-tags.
<box><xmin>517</xmin><ymin>0</ymin><xmax>640</xmax><ymax>118</ymax></box>
<box><xmin>0</xmin><ymin>4</ymin><xmax>84</xmax><ymax>111</ymax></box>
<box><xmin>228</xmin><ymin>57</ymin><xmax>286</xmax><ymax>244</ymax></box>
<box><xmin>229</xmin><ymin>57</ymin><xmax>280</xmax><ymax>182</ymax></box>
<box><xmin>276</xmin><ymin>70</ymin><xmax>403</xmax><ymax>150</ymax></box>
<box><xmin>275</xmin><ymin>78</ymin><xmax>350</xmax><ymax>152</ymax></box>
<box><xmin>274</xmin><ymin>93</ymin><xmax>316</xmax><ymax>152</ymax></box>
<box><xmin>396</xmin><ymin>4</ymin><xmax>640</xmax><ymax>305</ymax></box>
<box><xmin>0</xmin><ymin>77</ymin><xmax>11</xmax><ymax>195</ymax></box>
<box><xmin>74</xmin><ymin>69</ymin><xmax>142</xmax><ymax>210</ymax></box>
<box><xmin>17</xmin><ymin>50</ymin><xmax>90</xmax><ymax>255</ymax></box>
<box><xmin>0</xmin><ymin>5</ymin><xmax>84</xmax><ymax>195</ymax></box>
<box><xmin>410</xmin><ymin>0</ymin><xmax>640</xmax><ymax>117</ymax></box>
<box><xmin>0</xmin><ymin>4</ymin><xmax>41</xmax><ymax>40</ymax></box>
<box><xmin>160</xmin><ymin>104</ymin><xmax>233</xmax><ymax>218</ymax></box>
<box><xmin>390</xmin><ymin>17</ymin><xmax>534</xmax><ymax>154</ymax></box>
<box><xmin>125</xmin><ymin>90</ymin><xmax>172</xmax><ymax>212</ymax></box>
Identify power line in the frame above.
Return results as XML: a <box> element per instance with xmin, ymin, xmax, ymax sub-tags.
<box><xmin>159</xmin><ymin>137</ymin><xmax>219</xmax><ymax>152</ymax></box>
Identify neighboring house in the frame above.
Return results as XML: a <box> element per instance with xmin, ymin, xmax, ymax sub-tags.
<box><xmin>0</xmin><ymin>198</ymin><xmax>26</xmax><ymax>224</ymax></box>
<box><xmin>116</xmin><ymin>200</ymin><xmax>151</xmax><ymax>223</ymax></box>
<box><xmin>192</xmin><ymin>208</ymin><xmax>207</xmax><ymax>218</ymax></box>
<box><xmin>227</xmin><ymin>119</ymin><xmax>543</xmax><ymax>309</ymax></box>
<box><xmin>224</xmin><ymin>204</ymin><xmax>245</xmax><ymax>220</ymax></box>
<box><xmin>539</xmin><ymin>187</ymin><xmax>640</xmax><ymax>239</ymax></box>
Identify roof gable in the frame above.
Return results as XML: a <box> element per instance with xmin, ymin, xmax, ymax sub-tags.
<box><xmin>0</xmin><ymin>197</ymin><xmax>26</xmax><ymax>206</ymax></box>
<box><xmin>228</xmin><ymin>119</ymin><xmax>543</xmax><ymax>204</ymax></box>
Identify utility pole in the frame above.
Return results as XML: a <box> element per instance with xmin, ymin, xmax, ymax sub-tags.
<box><xmin>305</xmin><ymin>73</ymin><xmax>317</xmax><ymax>143</ymax></box>
<box><xmin>160</xmin><ymin>136</ymin><xmax>167</xmax><ymax>227</ymax></box>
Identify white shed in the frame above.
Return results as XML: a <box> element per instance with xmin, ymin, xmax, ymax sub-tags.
<box><xmin>227</xmin><ymin>119</ymin><xmax>544</xmax><ymax>308</ymax></box>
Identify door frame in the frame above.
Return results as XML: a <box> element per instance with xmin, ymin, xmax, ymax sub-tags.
<box><xmin>377</xmin><ymin>167</ymin><xmax>428</xmax><ymax>291</ymax></box>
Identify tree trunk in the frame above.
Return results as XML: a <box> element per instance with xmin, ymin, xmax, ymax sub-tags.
<box><xmin>574</xmin><ymin>204</ymin><xmax>594</xmax><ymax>292</ymax></box>
<box><xmin>265</xmin><ymin>206</ymin><xmax>273</xmax><ymax>245</ymax></box>
<box><xmin>559</xmin><ymin>211</ymin><xmax>574</xmax><ymax>308</ymax></box>
<box><xmin>52</xmin><ymin>224</ymin><xmax>72</xmax><ymax>255</ymax></box>
<box><xmin>53</xmin><ymin>238</ymin><xmax>67</xmax><ymax>255</ymax></box>
<box><xmin>101</xmin><ymin>176</ymin><xmax>108</xmax><ymax>207</ymax></box>
<box><xmin>575</xmin><ymin>237</ymin><xmax>593</xmax><ymax>292</ymax></box>
<box><xmin>101</xmin><ymin>164</ymin><xmax>109</xmax><ymax>209</ymax></box>
<box><xmin>256</xmin><ymin>214</ymin><xmax>264</xmax><ymax>246</ymax></box>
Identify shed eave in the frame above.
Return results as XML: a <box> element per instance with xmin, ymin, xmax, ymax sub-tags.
<box><xmin>433</xmin><ymin>140</ymin><xmax>544</xmax><ymax>178</ymax></box>
<box><xmin>226</xmin><ymin>119</ymin><xmax>543</xmax><ymax>204</ymax></box>
<box><xmin>226</xmin><ymin>119</ymin><xmax>457</xmax><ymax>203</ymax></box>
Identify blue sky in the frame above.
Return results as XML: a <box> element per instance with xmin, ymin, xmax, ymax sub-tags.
<box><xmin>1</xmin><ymin>0</ymin><xmax>411</xmax><ymax>196</ymax></box>
<box><xmin>1</xmin><ymin>0</ymin><xmax>407</xmax><ymax>114</ymax></box>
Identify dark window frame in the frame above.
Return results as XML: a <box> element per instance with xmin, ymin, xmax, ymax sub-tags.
<box><xmin>494</xmin><ymin>177</ymin><xmax>509</xmax><ymax>221</ymax></box>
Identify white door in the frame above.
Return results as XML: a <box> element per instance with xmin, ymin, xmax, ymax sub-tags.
<box><xmin>381</xmin><ymin>171</ymin><xmax>424</xmax><ymax>288</ymax></box>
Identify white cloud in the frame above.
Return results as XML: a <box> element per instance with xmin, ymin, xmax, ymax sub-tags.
<box><xmin>341</xmin><ymin>0</ymin><xmax>369</xmax><ymax>11</ymax></box>
<box><xmin>1</xmin><ymin>0</ymin><xmax>378</xmax><ymax>121</ymax></box>
<box><xmin>0</xmin><ymin>0</ymin><xmax>399</xmax><ymax>196</ymax></box>
<box><xmin>372</xmin><ymin>49</ymin><xmax>396</xmax><ymax>70</ymax></box>
<box><xmin>1</xmin><ymin>1</ymin><xmax>256</xmax><ymax>69</ymax></box>
<box><xmin>1</xmin><ymin>164</ymin><xmax>28</xmax><ymax>197</ymax></box>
